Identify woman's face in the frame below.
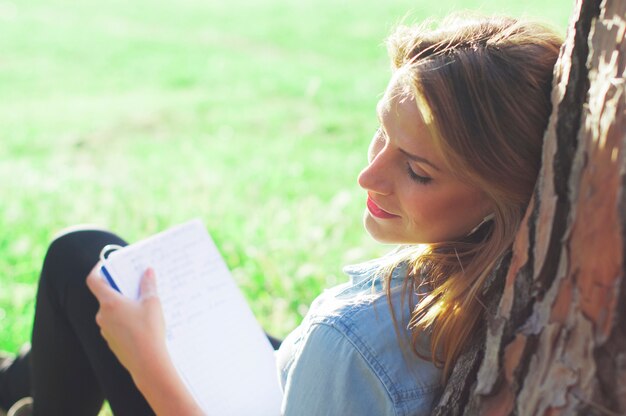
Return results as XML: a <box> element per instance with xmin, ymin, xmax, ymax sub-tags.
<box><xmin>358</xmin><ymin>76</ymin><xmax>493</xmax><ymax>245</ymax></box>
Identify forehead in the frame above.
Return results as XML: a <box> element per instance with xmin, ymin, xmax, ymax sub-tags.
<box><xmin>376</xmin><ymin>72</ymin><xmax>448</xmax><ymax>168</ymax></box>
<box><xmin>377</xmin><ymin>71</ymin><xmax>414</xmax><ymax>113</ymax></box>
<box><xmin>376</xmin><ymin>74</ymin><xmax>431</xmax><ymax>139</ymax></box>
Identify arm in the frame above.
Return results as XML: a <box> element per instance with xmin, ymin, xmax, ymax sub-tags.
<box><xmin>86</xmin><ymin>266</ymin><xmax>204</xmax><ymax>415</ymax></box>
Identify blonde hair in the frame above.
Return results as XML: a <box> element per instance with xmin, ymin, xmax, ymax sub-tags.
<box><xmin>383</xmin><ymin>14</ymin><xmax>562</xmax><ymax>378</ymax></box>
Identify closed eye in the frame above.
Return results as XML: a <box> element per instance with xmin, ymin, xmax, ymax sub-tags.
<box><xmin>406</xmin><ymin>163</ymin><xmax>432</xmax><ymax>185</ymax></box>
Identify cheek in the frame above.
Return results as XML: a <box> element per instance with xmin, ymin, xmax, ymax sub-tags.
<box><xmin>404</xmin><ymin>187</ymin><xmax>488</xmax><ymax>229</ymax></box>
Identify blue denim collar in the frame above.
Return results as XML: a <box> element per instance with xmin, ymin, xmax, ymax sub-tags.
<box><xmin>342</xmin><ymin>257</ymin><xmax>409</xmax><ymax>286</ymax></box>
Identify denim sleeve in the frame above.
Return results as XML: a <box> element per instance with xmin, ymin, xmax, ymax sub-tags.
<box><xmin>281</xmin><ymin>322</ymin><xmax>397</xmax><ymax>416</ymax></box>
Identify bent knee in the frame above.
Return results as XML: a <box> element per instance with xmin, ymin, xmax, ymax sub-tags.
<box><xmin>51</xmin><ymin>224</ymin><xmax>111</xmax><ymax>241</ymax></box>
<box><xmin>43</xmin><ymin>228</ymin><xmax>126</xmax><ymax>284</ymax></box>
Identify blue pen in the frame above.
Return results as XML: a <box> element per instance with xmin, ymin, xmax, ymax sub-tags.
<box><xmin>99</xmin><ymin>244</ymin><xmax>124</xmax><ymax>293</ymax></box>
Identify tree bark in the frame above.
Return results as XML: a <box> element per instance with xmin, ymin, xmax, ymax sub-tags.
<box><xmin>433</xmin><ymin>0</ymin><xmax>626</xmax><ymax>414</ymax></box>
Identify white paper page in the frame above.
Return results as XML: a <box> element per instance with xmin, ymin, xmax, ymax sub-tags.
<box><xmin>101</xmin><ymin>219</ymin><xmax>283</xmax><ymax>415</ymax></box>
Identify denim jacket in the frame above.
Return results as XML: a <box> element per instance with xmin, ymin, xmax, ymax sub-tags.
<box><xmin>276</xmin><ymin>258</ymin><xmax>442</xmax><ymax>415</ymax></box>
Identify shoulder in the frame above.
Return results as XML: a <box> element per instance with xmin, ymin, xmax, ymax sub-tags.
<box><xmin>278</xmin><ymin>258</ymin><xmax>442</xmax><ymax>415</ymax></box>
<box><xmin>310</xmin><ymin>283</ymin><xmax>442</xmax><ymax>399</ymax></box>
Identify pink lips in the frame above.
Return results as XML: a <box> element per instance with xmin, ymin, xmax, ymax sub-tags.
<box><xmin>366</xmin><ymin>197</ymin><xmax>398</xmax><ymax>219</ymax></box>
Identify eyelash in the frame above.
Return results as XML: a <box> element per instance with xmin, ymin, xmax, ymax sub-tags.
<box><xmin>406</xmin><ymin>163</ymin><xmax>432</xmax><ymax>185</ymax></box>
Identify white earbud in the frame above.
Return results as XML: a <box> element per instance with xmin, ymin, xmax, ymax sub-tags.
<box><xmin>466</xmin><ymin>213</ymin><xmax>495</xmax><ymax>236</ymax></box>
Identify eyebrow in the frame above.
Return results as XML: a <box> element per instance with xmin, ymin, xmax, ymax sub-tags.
<box><xmin>399</xmin><ymin>149</ymin><xmax>441</xmax><ymax>172</ymax></box>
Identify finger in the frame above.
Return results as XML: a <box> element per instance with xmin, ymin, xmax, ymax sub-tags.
<box><xmin>139</xmin><ymin>267</ymin><xmax>159</xmax><ymax>300</ymax></box>
<box><xmin>86</xmin><ymin>262</ymin><xmax>103</xmax><ymax>281</ymax></box>
<box><xmin>86</xmin><ymin>265</ymin><xmax>121</xmax><ymax>302</ymax></box>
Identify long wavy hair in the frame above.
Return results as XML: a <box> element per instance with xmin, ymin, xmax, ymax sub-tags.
<box><xmin>383</xmin><ymin>14</ymin><xmax>562</xmax><ymax>378</ymax></box>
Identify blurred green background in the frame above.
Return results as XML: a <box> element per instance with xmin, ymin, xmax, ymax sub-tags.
<box><xmin>1</xmin><ymin>0</ymin><xmax>573</xmax><ymax>358</ymax></box>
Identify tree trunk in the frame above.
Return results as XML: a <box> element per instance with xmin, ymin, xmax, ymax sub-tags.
<box><xmin>433</xmin><ymin>0</ymin><xmax>626</xmax><ymax>414</ymax></box>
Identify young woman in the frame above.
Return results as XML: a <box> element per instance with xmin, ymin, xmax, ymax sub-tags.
<box><xmin>0</xmin><ymin>13</ymin><xmax>562</xmax><ymax>416</ymax></box>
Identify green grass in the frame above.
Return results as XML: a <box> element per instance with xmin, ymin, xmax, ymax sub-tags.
<box><xmin>1</xmin><ymin>0</ymin><xmax>572</xmax><ymax>410</ymax></box>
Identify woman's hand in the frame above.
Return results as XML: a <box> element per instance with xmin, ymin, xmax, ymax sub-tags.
<box><xmin>86</xmin><ymin>265</ymin><xmax>167</xmax><ymax>376</ymax></box>
<box><xmin>86</xmin><ymin>265</ymin><xmax>205</xmax><ymax>415</ymax></box>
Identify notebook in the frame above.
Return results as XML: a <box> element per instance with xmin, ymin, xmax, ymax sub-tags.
<box><xmin>99</xmin><ymin>219</ymin><xmax>283</xmax><ymax>415</ymax></box>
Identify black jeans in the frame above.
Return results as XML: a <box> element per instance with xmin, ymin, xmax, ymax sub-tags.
<box><xmin>31</xmin><ymin>229</ymin><xmax>152</xmax><ymax>416</ymax></box>
<box><xmin>1</xmin><ymin>229</ymin><xmax>282</xmax><ymax>415</ymax></box>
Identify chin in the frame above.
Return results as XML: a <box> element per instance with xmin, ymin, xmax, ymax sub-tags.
<box><xmin>369</xmin><ymin>233</ymin><xmax>400</xmax><ymax>245</ymax></box>
<box><xmin>363</xmin><ymin>213</ymin><xmax>430</xmax><ymax>245</ymax></box>
<box><xmin>363</xmin><ymin>214</ymin><xmax>405</xmax><ymax>245</ymax></box>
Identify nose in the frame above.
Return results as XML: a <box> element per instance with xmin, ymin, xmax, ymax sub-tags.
<box><xmin>357</xmin><ymin>144</ymin><xmax>393</xmax><ymax>195</ymax></box>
